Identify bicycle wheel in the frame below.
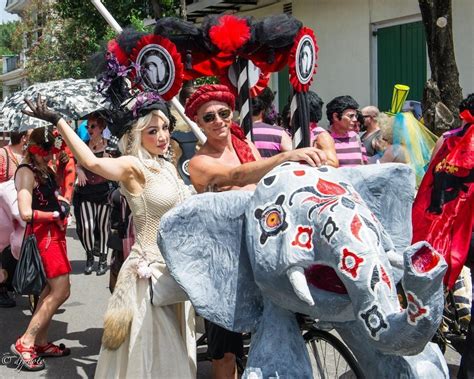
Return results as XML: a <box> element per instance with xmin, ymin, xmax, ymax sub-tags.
<box><xmin>304</xmin><ymin>328</ymin><xmax>363</xmax><ymax>379</ymax></box>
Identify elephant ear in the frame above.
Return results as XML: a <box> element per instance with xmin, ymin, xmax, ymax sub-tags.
<box><xmin>340</xmin><ymin>163</ymin><xmax>415</xmax><ymax>253</ymax></box>
<box><xmin>158</xmin><ymin>191</ymin><xmax>263</xmax><ymax>332</ymax></box>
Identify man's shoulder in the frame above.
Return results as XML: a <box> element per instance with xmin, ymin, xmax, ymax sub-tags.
<box><xmin>191</xmin><ymin>147</ymin><xmax>215</xmax><ymax>161</ymax></box>
<box><xmin>190</xmin><ymin>145</ymin><xmax>243</xmax><ymax>170</ymax></box>
<box><xmin>189</xmin><ymin>149</ymin><xmax>218</xmax><ymax>171</ymax></box>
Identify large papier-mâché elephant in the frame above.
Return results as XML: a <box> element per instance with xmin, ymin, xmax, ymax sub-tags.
<box><xmin>158</xmin><ymin>163</ymin><xmax>448</xmax><ymax>378</ymax></box>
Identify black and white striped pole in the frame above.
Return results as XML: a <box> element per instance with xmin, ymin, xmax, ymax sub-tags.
<box><xmin>288</xmin><ymin>27</ymin><xmax>318</xmax><ymax>148</ymax></box>
<box><xmin>236</xmin><ymin>58</ymin><xmax>254</xmax><ymax>141</ymax></box>
<box><xmin>290</xmin><ymin>91</ymin><xmax>311</xmax><ymax>148</ymax></box>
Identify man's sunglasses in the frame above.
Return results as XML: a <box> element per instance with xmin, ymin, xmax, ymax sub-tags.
<box><xmin>202</xmin><ymin>108</ymin><xmax>232</xmax><ymax>124</ymax></box>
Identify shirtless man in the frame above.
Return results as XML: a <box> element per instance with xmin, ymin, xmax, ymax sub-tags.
<box><xmin>187</xmin><ymin>84</ymin><xmax>328</xmax><ymax>193</ymax></box>
<box><xmin>186</xmin><ymin>84</ymin><xmax>327</xmax><ymax>378</ymax></box>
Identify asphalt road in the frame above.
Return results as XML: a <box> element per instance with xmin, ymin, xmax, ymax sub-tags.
<box><xmin>0</xmin><ymin>223</ymin><xmax>462</xmax><ymax>378</ymax></box>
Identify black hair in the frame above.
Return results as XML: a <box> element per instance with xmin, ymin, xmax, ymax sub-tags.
<box><xmin>179</xmin><ymin>81</ymin><xmax>195</xmax><ymax>106</ymax></box>
<box><xmin>308</xmin><ymin>91</ymin><xmax>324</xmax><ymax>123</ymax></box>
<box><xmin>251</xmin><ymin>87</ymin><xmax>274</xmax><ymax>117</ymax></box>
<box><xmin>459</xmin><ymin>93</ymin><xmax>474</xmax><ymax>113</ymax></box>
<box><xmin>326</xmin><ymin>95</ymin><xmax>359</xmax><ymax>124</ymax></box>
<box><xmin>280</xmin><ymin>104</ymin><xmax>292</xmax><ymax>135</ymax></box>
<box><xmin>87</xmin><ymin>112</ymin><xmax>106</xmax><ymax>128</ymax></box>
<box><xmin>9</xmin><ymin>130</ymin><xmax>28</xmax><ymax>145</ymax></box>
<box><xmin>28</xmin><ymin>127</ymin><xmax>55</xmax><ymax>151</ymax></box>
<box><xmin>356</xmin><ymin>110</ymin><xmax>365</xmax><ymax>126</ymax></box>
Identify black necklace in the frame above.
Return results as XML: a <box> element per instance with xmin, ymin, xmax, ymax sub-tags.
<box><xmin>90</xmin><ymin>138</ymin><xmax>103</xmax><ymax>150</ymax></box>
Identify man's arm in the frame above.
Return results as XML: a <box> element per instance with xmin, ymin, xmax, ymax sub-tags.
<box><xmin>314</xmin><ymin>131</ymin><xmax>338</xmax><ymax>167</ymax></box>
<box><xmin>189</xmin><ymin>147</ymin><xmax>326</xmax><ymax>193</ymax></box>
<box><xmin>280</xmin><ymin>132</ymin><xmax>293</xmax><ymax>152</ymax></box>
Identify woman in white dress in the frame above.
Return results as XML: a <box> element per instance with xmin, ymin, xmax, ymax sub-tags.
<box><xmin>23</xmin><ymin>95</ymin><xmax>196</xmax><ymax>378</ymax></box>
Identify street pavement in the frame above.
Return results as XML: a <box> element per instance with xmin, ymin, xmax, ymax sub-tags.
<box><xmin>0</xmin><ymin>223</ymin><xmax>462</xmax><ymax>378</ymax></box>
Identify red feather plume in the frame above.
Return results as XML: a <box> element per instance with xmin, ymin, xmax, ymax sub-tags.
<box><xmin>107</xmin><ymin>39</ymin><xmax>128</xmax><ymax>65</ymax></box>
<box><xmin>209</xmin><ymin>15</ymin><xmax>251</xmax><ymax>53</ymax></box>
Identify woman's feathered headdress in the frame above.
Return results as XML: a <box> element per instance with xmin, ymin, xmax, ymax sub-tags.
<box><xmin>93</xmin><ymin>28</ymin><xmax>179</xmax><ymax>141</ymax></box>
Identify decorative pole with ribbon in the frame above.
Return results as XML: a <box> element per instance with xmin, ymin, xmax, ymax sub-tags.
<box><xmin>288</xmin><ymin>27</ymin><xmax>318</xmax><ymax>148</ymax></box>
<box><xmin>236</xmin><ymin>58</ymin><xmax>254</xmax><ymax>141</ymax></box>
<box><xmin>290</xmin><ymin>91</ymin><xmax>311</xmax><ymax>148</ymax></box>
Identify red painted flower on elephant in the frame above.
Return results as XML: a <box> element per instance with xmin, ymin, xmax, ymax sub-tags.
<box><xmin>291</xmin><ymin>225</ymin><xmax>313</xmax><ymax>251</ymax></box>
<box><xmin>340</xmin><ymin>248</ymin><xmax>364</xmax><ymax>279</ymax></box>
<box><xmin>406</xmin><ymin>292</ymin><xmax>429</xmax><ymax>325</ymax></box>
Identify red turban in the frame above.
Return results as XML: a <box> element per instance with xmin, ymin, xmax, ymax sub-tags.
<box><xmin>184</xmin><ymin>84</ymin><xmax>235</xmax><ymax>119</ymax></box>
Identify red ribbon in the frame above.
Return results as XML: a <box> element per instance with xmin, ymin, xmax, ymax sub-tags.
<box><xmin>230</xmin><ymin>123</ymin><xmax>256</xmax><ymax>163</ymax></box>
<box><xmin>460</xmin><ymin>109</ymin><xmax>474</xmax><ymax>124</ymax></box>
<box><xmin>28</xmin><ymin>145</ymin><xmax>50</xmax><ymax>157</ymax></box>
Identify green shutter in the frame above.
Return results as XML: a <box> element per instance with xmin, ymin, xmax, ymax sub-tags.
<box><xmin>278</xmin><ymin>66</ymin><xmax>290</xmax><ymax>113</ymax></box>
<box><xmin>377</xmin><ymin>21</ymin><xmax>427</xmax><ymax>112</ymax></box>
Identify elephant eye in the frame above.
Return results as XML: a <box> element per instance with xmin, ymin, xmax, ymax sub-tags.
<box><xmin>264</xmin><ymin>209</ymin><xmax>283</xmax><ymax>231</ymax></box>
<box><xmin>254</xmin><ymin>202</ymin><xmax>289</xmax><ymax>245</ymax></box>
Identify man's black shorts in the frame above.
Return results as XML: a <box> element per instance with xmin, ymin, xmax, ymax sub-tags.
<box><xmin>205</xmin><ymin>319</ymin><xmax>244</xmax><ymax>360</ymax></box>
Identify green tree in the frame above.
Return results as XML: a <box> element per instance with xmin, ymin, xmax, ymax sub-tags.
<box><xmin>10</xmin><ymin>0</ymin><xmax>181</xmax><ymax>83</ymax></box>
<box><xmin>13</xmin><ymin>0</ymin><xmax>101</xmax><ymax>82</ymax></box>
<box><xmin>0</xmin><ymin>21</ymin><xmax>19</xmax><ymax>56</ymax></box>
<box><xmin>55</xmin><ymin>0</ymin><xmax>180</xmax><ymax>41</ymax></box>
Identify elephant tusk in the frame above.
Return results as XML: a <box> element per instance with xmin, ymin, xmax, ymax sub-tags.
<box><xmin>287</xmin><ymin>266</ymin><xmax>315</xmax><ymax>306</ymax></box>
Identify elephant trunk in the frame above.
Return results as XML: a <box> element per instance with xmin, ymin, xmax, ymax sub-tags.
<box><xmin>356</xmin><ymin>242</ymin><xmax>447</xmax><ymax>355</ymax></box>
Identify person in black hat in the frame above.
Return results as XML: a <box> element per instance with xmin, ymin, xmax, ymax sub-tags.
<box><xmin>22</xmin><ymin>93</ymin><xmax>197</xmax><ymax>378</ymax></box>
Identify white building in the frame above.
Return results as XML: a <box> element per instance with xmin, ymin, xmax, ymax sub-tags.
<box><xmin>187</xmin><ymin>0</ymin><xmax>474</xmax><ymax>121</ymax></box>
<box><xmin>0</xmin><ymin>0</ymin><xmax>34</xmax><ymax>100</ymax></box>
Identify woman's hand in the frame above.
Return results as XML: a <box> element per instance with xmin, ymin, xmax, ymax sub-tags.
<box><xmin>22</xmin><ymin>95</ymin><xmax>62</xmax><ymax>125</ymax></box>
<box><xmin>58</xmin><ymin>151</ymin><xmax>70</xmax><ymax>164</ymax></box>
<box><xmin>57</xmin><ymin>195</ymin><xmax>69</xmax><ymax>205</ymax></box>
<box><xmin>76</xmin><ymin>167</ymin><xmax>87</xmax><ymax>187</ymax></box>
<box><xmin>373</xmin><ymin>136</ymin><xmax>388</xmax><ymax>154</ymax></box>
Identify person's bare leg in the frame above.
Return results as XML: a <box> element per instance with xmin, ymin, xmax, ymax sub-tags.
<box><xmin>21</xmin><ymin>275</ymin><xmax>70</xmax><ymax>347</ymax></box>
<box><xmin>212</xmin><ymin>353</ymin><xmax>237</xmax><ymax>379</ymax></box>
<box><xmin>33</xmin><ymin>285</ymin><xmax>51</xmax><ymax>315</ymax></box>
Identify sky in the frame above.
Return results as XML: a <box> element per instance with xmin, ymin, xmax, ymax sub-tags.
<box><xmin>0</xmin><ymin>0</ymin><xmax>19</xmax><ymax>23</ymax></box>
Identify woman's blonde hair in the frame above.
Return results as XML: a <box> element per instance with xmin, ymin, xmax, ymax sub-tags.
<box><xmin>376</xmin><ymin>113</ymin><xmax>394</xmax><ymax>144</ymax></box>
<box><xmin>118</xmin><ymin>109</ymin><xmax>170</xmax><ymax>159</ymax></box>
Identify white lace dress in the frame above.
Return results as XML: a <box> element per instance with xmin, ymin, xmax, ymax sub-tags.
<box><xmin>95</xmin><ymin>158</ymin><xmax>196</xmax><ymax>378</ymax></box>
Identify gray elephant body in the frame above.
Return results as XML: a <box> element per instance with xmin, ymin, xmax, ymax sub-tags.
<box><xmin>158</xmin><ymin>163</ymin><xmax>448</xmax><ymax>378</ymax></box>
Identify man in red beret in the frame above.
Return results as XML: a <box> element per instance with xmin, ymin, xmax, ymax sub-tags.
<box><xmin>187</xmin><ymin>84</ymin><xmax>327</xmax><ymax>192</ymax></box>
<box><xmin>186</xmin><ymin>84</ymin><xmax>327</xmax><ymax>378</ymax></box>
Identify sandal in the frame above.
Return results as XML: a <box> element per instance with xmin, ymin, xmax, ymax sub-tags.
<box><xmin>10</xmin><ymin>339</ymin><xmax>45</xmax><ymax>371</ymax></box>
<box><xmin>35</xmin><ymin>342</ymin><xmax>71</xmax><ymax>357</ymax></box>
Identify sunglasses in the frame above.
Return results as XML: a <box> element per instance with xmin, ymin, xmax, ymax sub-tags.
<box><xmin>202</xmin><ymin>108</ymin><xmax>232</xmax><ymax>124</ymax></box>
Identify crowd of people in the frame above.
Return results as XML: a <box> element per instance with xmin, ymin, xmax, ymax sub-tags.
<box><xmin>0</xmin><ymin>83</ymin><xmax>472</xmax><ymax>378</ymax></box>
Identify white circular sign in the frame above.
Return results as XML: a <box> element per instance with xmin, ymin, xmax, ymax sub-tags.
<box><xmin>295</xmin><ymin>35</ymin><xmax>316</xmax><ymax>85</ymax></box>
<box><xmin>182</xmin><ymin>159</ymin><xmax>190</xmax><ymax>177</ymax></box>
<box><xmin>136</xmin><ymin>44</ymin><xmax>176</xmax><ymax>95</ymax></box>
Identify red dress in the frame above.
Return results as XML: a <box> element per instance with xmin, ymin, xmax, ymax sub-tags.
<box><xmin>412</xmin><ymin>125</ymin><xmax>474</xmax><ymax>288</ymax></box>
<box><xmin>17</xmin><ymin>164</ymin><xmax>71</xmax><ymax>279</ymax></box>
